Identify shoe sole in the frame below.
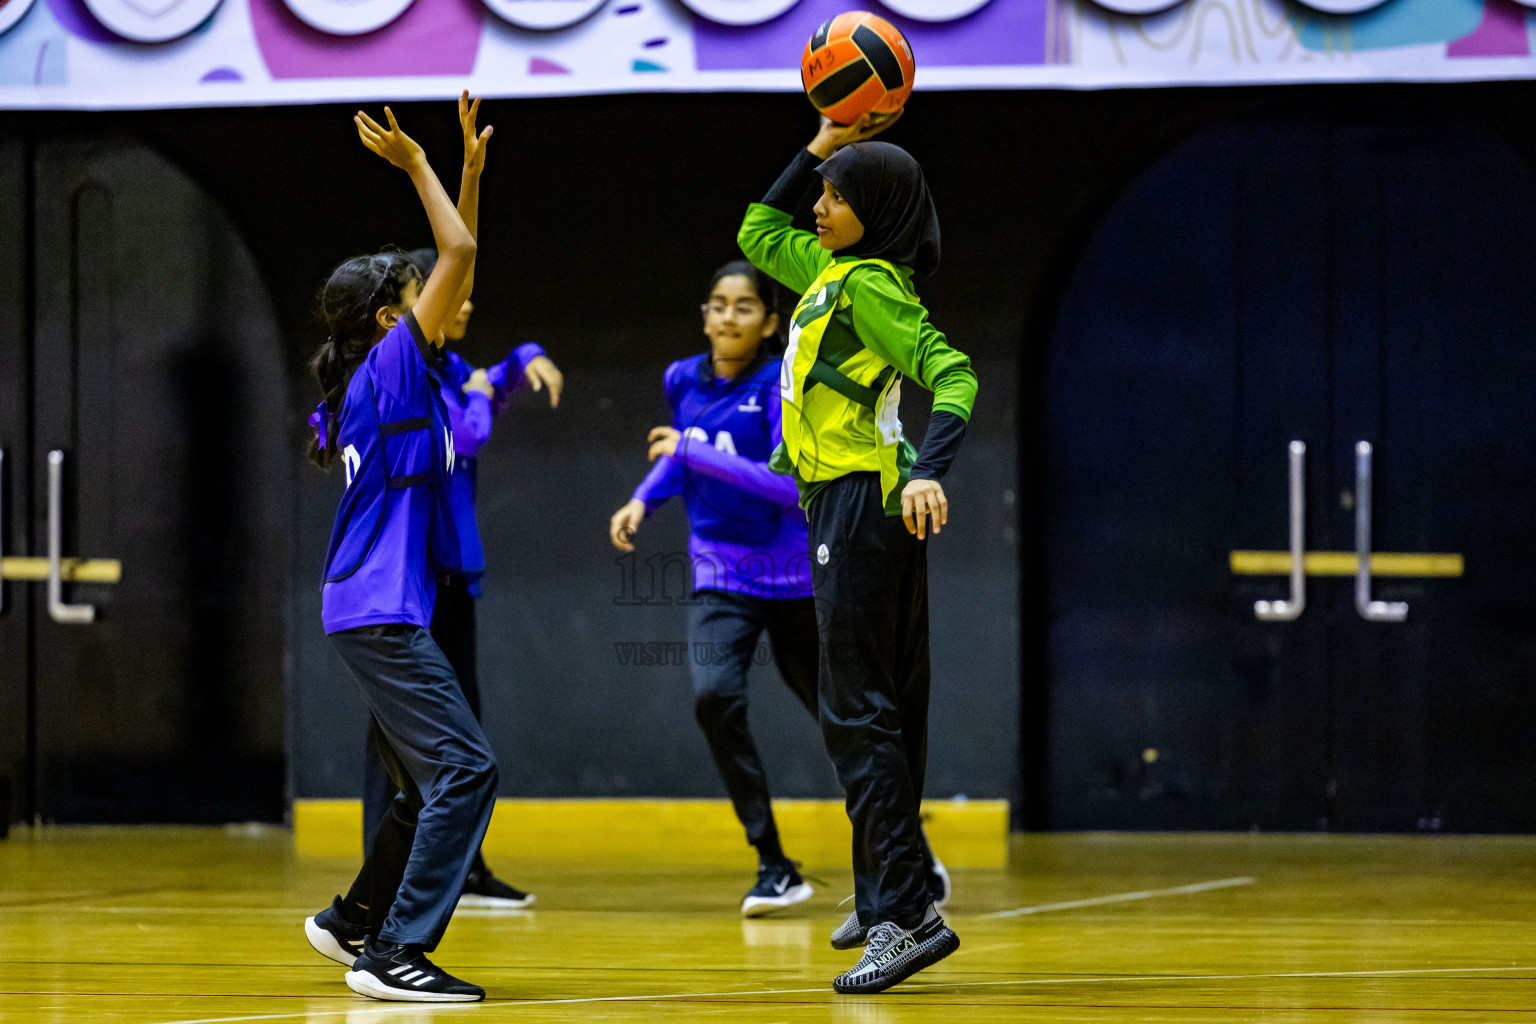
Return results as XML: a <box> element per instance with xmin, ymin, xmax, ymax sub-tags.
<box><xmin>345</xmin><ymin>969</ymin><xmax>484</xmax><ymax>1002</ymax></box>
<box><xmin>741</xmin><ymin>882</ymin><xmax>814</xmax><ymax>918</ymax></box>
<box><xmin>832</xmin><ymin>927</ymin><xmax>960</xmax><ymax>994</ymax></box>
<box><xmin>458</xmin><ymin>892</ymin><xmax>536</xmax><ymax>909</ymax></box>
<box><xmin>303</xmin><ymin>917</ymin><xmax>360</xmax><ymax>968</ymax></box>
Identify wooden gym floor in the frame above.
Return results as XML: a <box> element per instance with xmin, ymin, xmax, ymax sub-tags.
<box><xmin>3</xmin><ymin>827</ymin><xmax>1536</xmax><ymax>1022</ymax></box>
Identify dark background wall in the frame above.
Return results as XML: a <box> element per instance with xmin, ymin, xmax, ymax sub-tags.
<box><xmin>6</xmin><ymin>81</ymin><xmax>1536</xmax><ymax>827</ymax></box>
<box><xmin>4</xmin><ymin>89</ymin><xmax>1030</xmax><ymax>817</ymax></box>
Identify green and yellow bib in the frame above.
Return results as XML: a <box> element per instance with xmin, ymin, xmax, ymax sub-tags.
<box><xmin>770</xmin><ymin>258</ymin><xmax>917</xmax><ymax>514</ymax></box>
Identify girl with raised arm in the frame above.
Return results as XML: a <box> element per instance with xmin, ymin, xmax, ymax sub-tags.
<box><xmin>300</xmin><ymin>96</ymin><xmax>495</xmax><ymax>1004</ymax></box>
<box><xmin>737</xmin><ymin>113</ymin><xmax>978</xmax><ymax>994</ymax></box>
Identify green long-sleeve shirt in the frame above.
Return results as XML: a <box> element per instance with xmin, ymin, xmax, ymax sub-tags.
<box><xmin>738</xmin><ymin>202</ymin><xmax>979</xmax><ymax>509</ymax></box>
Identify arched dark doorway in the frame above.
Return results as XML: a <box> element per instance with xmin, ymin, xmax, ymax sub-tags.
<box><xmin>1047</xmin><ymin>108</ymin><xmax>1536</xmax><ymax>831</ymax></box>
<box><xmin>0</xmin><ymin>135</ymin><xmax>290</xmax><ymax>823</ymax></box>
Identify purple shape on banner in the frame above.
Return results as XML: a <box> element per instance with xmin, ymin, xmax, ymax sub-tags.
<box><xmin>250</xmin><ymin>0</ymin><xmax>482</xmax><ymax>80</ymax></box>
<box><xmin>530</xmin><ymin>57</ymin><xmax>571</xmax><ymax>73</ymax></box>
<box><xmin>643</xmin><ymin>35</ymin><xmax>666</xmax><ymax>47</ymax></box>
<box><xmin>201</xmin><ymin>67</ymin><xmax>243</xmax><ymax>81</ymax></box>
<box><xmin>46</xmin><ymin>0</ymin><xmax>116</xmax><ymax>43</ymax></box>
<box><xmin>616</xmin><ymin>4</ymin><xmax>641</xmax><ymax>12</ymax></box>
<box><xmin>1448</xmin><ymin>0</ymin><xmax>1529</xmax><ymax>57</ymax></box>
<box><xmin>693</xmin><ymin>0</ymin><xmax>1045</xmax><ymax>71</ymax></box>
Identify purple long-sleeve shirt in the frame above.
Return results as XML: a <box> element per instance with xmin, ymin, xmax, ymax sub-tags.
<box><xmin>631</xmin><ymin>353</ymin><xmax>812</xmax><ymax>600</ymax></box>
<box><xmin>440</xmin><ymin>342</ymin><xmax>545</xmax><ymax>594</ymax></box>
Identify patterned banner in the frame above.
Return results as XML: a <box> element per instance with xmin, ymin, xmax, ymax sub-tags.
<box><xmin>0</xmin><ymin>0</ymin><xmax>1532</xmax><ymax>110</ymax></box>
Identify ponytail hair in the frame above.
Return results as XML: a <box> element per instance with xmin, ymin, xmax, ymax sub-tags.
<box><xmin>708</xmin><ymin>260</ymin><xmax>784</xmax><ymax>354</ymax></box>
<box><xmin>305</xmin><ymin>249</ymin><xmax>422</xmax><ymax>469</ymax></box>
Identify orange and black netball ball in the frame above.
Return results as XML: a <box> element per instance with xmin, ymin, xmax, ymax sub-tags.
<box><xmin>800</xmin><ymin>12</ymin><xmax>915</xmax><ymax>127</ymax></box>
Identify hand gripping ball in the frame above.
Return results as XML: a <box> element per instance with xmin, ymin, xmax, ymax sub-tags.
<box><xmin>800</xmin><ymin>11</ymin><xmax>915</xmax><ymax>126</ymax></box>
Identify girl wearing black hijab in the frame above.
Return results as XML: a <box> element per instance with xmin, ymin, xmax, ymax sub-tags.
<box><xmin>737</xmin><ymin>113</ymin><xmax>978</xmax><ymax>995</ymax></box>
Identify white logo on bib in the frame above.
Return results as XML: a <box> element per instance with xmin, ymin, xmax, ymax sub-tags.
<box><xmin>781</xmin><ymin>322</ymin><xmax>801</xmax><ymax>403</ymax></box>
<box><xmin>816</xmin><ymin>543</ymin><xmax>829</xmax><ymax>565</ymax></box>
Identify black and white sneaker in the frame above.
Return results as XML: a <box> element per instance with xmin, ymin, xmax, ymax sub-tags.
<box><xmin>459</xmin><ymin>868</ymin><xmax>535</xmax><ymax>909</ymax></box>
<box><xmin>829</xmin><ymin>859</ymin><xmax>950</xmax><ymax>950</ymax></box>
<box><xmin>830</xmin><ymin>908</ymin><xmax>865</xmax><ymax>950</ymax></box>
<box><xmin>741</xmin><ymin>860</ymin><xmax>814</xmax><ymax>918</ymax></box>
<box><xmin>831</xmin><ymin>904</ymin><xmax>959</xmax><ymax>994</ymax></box>
<box><xmin>304</xmin><ymin>896</ymin><xmax>369</xmax><ymax>967</ymax></box>
<box><xmin>344</xmin><ymin>937</ymin><xmax>485</xmax><ymax>1003</ymax></box>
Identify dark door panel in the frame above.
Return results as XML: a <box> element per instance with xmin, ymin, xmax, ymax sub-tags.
<box><xmin>30</xmin><ymin>136</ymin><xmax>289</xmax><ymax>823</ymax></box>
<box><xmin>1048</xmin><ymin>119</ymin><xmax>1332</xmax><ymax>829</ymax></box>
<box><xmin>0</xmin><ymin>136</ymin><xmax>28</xmax><ymax>825</ymax></box>
<box><xmin>1329</xmin><ymin>121</ymin><xmax>1536</xmax><ymax>831</ymax></box>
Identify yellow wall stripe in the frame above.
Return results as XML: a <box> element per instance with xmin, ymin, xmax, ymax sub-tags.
<box><xmin>1230</xmin><ymin>551</ymin><xmax>1463</xmax><ymax>577</ymax></box>
<box><xmin>293</xmin><ymin>797</ymin><xmax>1009</xmax><ymax>868</ymax></box>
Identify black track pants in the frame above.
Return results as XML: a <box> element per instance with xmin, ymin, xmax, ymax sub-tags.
<box><xmin>808</xmin><ymin>472</ymin><xmax>933</xmax><ymax>931</ymax></box>
<box><xmin>689</xmin><ymin>589</ymin><xmax>819</xmax><ymax>851</ymax></box>
<box><xmin>363</xmin><ymin>576</ymin><xmax>488</xmax><ymax>886</ymax></box>
<box><xmin>330</xmin><ymin>623</ymin><xmax>497</xmax><ymax>950</ymax></box>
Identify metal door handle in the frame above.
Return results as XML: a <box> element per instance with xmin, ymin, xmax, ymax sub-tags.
<box><xmin>1354</xmin><ymin>441</ymin><xmax>1407</xmax><ymax>623</ymax></box>
<box><xmin>47</xmin><ymin>450</ymin><xmax>95</xmax><ymax>625</ymax></box>
<box><xmin>1255</xmin><ymin>441</ymin><xmax>1307</xmax><ymax>621</ymax></box>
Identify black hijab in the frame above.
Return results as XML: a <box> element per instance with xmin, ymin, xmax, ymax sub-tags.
<box><xmin>817</xmin><ymin>141</ymin><xmax>940</xmax><ymax>276</ymax></box>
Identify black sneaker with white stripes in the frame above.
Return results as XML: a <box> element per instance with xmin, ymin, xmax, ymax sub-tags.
<box><xmin>741</xmin><ymin>860</ymin><xmax>814</xmax><ymax>917</ymax></box>
<box><xmin>344</xmin><ymin>936</ymin><xmax>485</xmax><ymax>1002</ymax></box>
<box><xmin>831</xmin><ymin>905</ymin><xmax>959</xmax><ymax>994</ymax></box>
<box><xmin>303</xmin><ymin>896</ymin><xmax>369</xmax><ymax>967</ymax></box>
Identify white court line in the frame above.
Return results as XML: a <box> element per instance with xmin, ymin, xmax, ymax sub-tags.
<box><xmin>37</xmin><ymin>907</ymin><xmax>317</xmax><ymax>915</ymax></box>
<box><xmin>984</xmin><ymin>876</ymin><xmax>1256</xmax><ymax>919</ymax></box>
<box><xmin>147</xmin><ymin>964</ymin><xmax>1536</xmax><ymax>1024</ymax></box>
<box><xmin>8</xmin><ymin>877</ymin><xmax>1253</xmax><ymax>921</ymax></box>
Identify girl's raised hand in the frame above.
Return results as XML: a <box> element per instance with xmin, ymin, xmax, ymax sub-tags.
<box><xmin>355</xmin><ymin>107</ymin><xmax>426</xmax><ymax>171</ymax></box>
<box><xmin>808</xmin><ymin>109</ymin><xmax>903</xmax><ymax>159</ymax></box>
<box><xmin>459</xmin><ymin>91</ymin><xmax>493</xmax><ymax>174</ymax></box>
